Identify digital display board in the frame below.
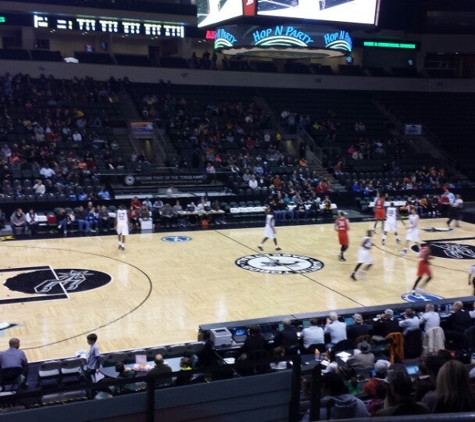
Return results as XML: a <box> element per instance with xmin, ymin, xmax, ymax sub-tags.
<box><xmin>214</xmin><ymin>24</ymin><xmax>352</xmax><ymax>58</ymax></box>
<box><xmin>197</xmin><ymin>0</ymin><xmax>380</xmax><ymax>28</ymax></box>
<box><xmin>33</xmin><ymin>14</ymin><xmax>185</xmax><ymax>38</ymax></box>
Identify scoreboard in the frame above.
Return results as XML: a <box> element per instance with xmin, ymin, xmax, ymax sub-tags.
<box><xmin>0</xmin><ymin>12</ymin><xmax>185</xmax><ymax>38</ymax></box>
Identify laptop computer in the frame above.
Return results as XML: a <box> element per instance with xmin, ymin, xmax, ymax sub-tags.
<box><xmin>406</xmin><ymin>365</ymin><xmax>419</xmax><ymax>376</ymax></box>
<box><xmin>302</xmin><ymin>320</ymin><xmax>310</xmax><ymax>329</ymax></box>
<box><xmin>345</xmin><ymin>317</ymin><xmax>354</xmax><ymax>326</ymax></box>
<box><xmin>231</xmin><ymin>326</ymin><xmax>248</xmax><ymax>343</ymax></box>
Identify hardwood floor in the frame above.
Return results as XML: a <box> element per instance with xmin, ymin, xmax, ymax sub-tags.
<box><xmin>0</xmin><ymin>218</ymin><xmax>473</xmax><ymax>362</ymax></box>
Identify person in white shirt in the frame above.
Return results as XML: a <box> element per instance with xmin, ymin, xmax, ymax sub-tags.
<box><xmin>469</xmin><ymin>301</ymin><xmax>475</xmax><ymax>319</ymax></box>
<box><xmin>350</xmin><ymin>230</ymin><xmax>373</xmax><ymax>281</ymax></box>
<box><xmin>115</xmin><ymin>204</ymin><xmax>129</xmax><ymax>251</ymax></box>
<box><xmin>324</xmin><ymin>311</ymin><xmax>347</xmax><ymax>347</ymax></box>
<box><xmin>401</xmin><ymin>206</ymin><xmax>421</xmax><ymax>256</ymax></box>
<box><xmin>382</xmin><ymin>203</ymin><xmax>402</xmax><ymax>246</ymax></box>
<box><xmin>248</xmin><ymin>175</ymin><xmax>258</xmax><ymax>190</ymax></box>
<box><xmin>33</xmin><ymin>179</ymin><xmax>46</xmax><ymax>196</ymax></box>
<box><xmin>447</xmin><ymin>194</ymin><xmax>463</xmax><ymax>228</ymax></box>
<box><xmin>300</xmin><ymin>318</ymin><xmax>324</xmax><ymax>350</ymax></box>
<box><xmin>25</xmin><ymin>208</ymin><xmax>39</xmax><ymax>236</ymax></box>
<box><xmin>420</xmin><ymin>304</ymin><xmax>440</xmax><ymax>332</ymax></box>
<box><xmin>39</xmin><ymin>165</ymin><xmax>55</xmax><ymax>179</ymax></box>
<box><xmin>399</xmin><ymin>308</ymin><xmax>420</xmax><ymax>335</ymax></box>
<box><xmin>72</xmin><ymin>130</ymin><xmax>82</xmax><ymax>143</ymax></box>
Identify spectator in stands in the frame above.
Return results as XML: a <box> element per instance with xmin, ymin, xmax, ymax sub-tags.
<box><xmin>373</xmin><ymin>309</ymin><xmax>401</xmax><ymax>337</ymax></box>
<box><xmin>86</xmin><ymin>204</ymin><xmax>98</xmax><ymax>233</ymax></box>
<box><xmin>0</xmin><ymin>208</ymin><xmax>5</xmax><ymax>229</ymax></box>
<box><xmin>270</xmin><ymin>347</ymin><xmax>289</xmax><ymax>371</ymax></box>
<box><xmin>161</xmin><ymin>203</ymin><xmax>173</xmax><ymax>227</ymax></box>
<box><xmin>362</xmin><ymin>360</ymin><xmax>390</xmax><ymax>397</ymax></box>
<box><xmin>0</xmin><ymin>337</ymin><xmax>28</xmax><ymax>386</ymax></box>
<box><xmin>25</xmin><ymin>208</ymin><xmax>39</xmax><ymax>236</ymax></box>
<box><xmin>128</xmin><ymin>205</ymin><xmax>139</xmax><ymax>231</ymax></box>
<box><xmin>399</xmin><ymin>308</ymin><xmax>420</xmax><ymax>335</ymax></box>
<box><xmin>273</xmin><ymin>320</ymin><xmax>299</xmax><ymax>356</ymax></box>
<box><xmin>173</xmin><ymin>200</ymin><xmax>186</xmax><ymax>227</ymax></box>
<box><xmin>346</xmin><ymin>313</ymin><xmax>371</xmax><ymax>345</ymax></box>
<box><xmin>114</xmin><ymin>362</ymin><xmax>138</xmax><ymax>394</ymax></box>
<box><xmin>0</xmin><ymin>144</ymin><xmax>11</xmax><ymax>161</ymax></box>
<box><xmin>415</xmin><ymin>355</ymin><xmax>447</xmax><ymax>409</ymax></box>
<box><xmin>419</xmin><ymin>303</ymin><xmax>440</xmax><ymax>332</ymax></box>
<box><xmin>152</xmin><ymin>198</ymin><xmax>164</xmax><ymax>211</ymax></box>
<box><xmin>248</xmin><ymin>175</ymin><xmax>258</xmax><ymax>190</ymax></box>
<box><xmin>76</xmin><ymin>205</ymin><xmax>90</xmax><ymax>235</ymax></box>
<box><xmin>97</xmin><ymin>186</ymin><xmax>111</xmax><ymax>200</ymax></box>
<box><xmin>142</xmin><ymin>197</ymin><xmax>152</xmax><ymax>210</ymax></box>
<box><xmin>324</xmin><ymin>311</ymin><xmax>348</xmax><ymax>348</ymax></box>
<box><xmin>175</xmin><ymin>357</ymin><xmax>193</xmax><ymax>386</ymax></box>
<box><xmin>40</xmin><ymin>163</ymin><xmax>55</xmax><ymax>179</ymax></box>
<box><xmin>347</xmin><ymin>341</ymin><xmax>375</xmax><ymax>370</ymax></box>
<box><xmin>130</xmin><ymin>196</ymin><xmax>142</xmax><ymax>210</ymax></box>
<box><xmin>434</xmin><ymin>360</ymin><xmax>475</xmax><ymax>413</ymax></box>
<box><xmin>445</xmin><ymin>300</ymin><xmax>472</xmax><ymax>333</ymax></box>
<box><xmin>139</xmin><ymin>205</ymin><xmax>150</xmax><ymax>222</ymax></box>
<box><xmin>241</xmin><ymin>325</ymin><xmax>268</xmax><ymax>355</ymax></box>
<box><xmin>56</xmin><ymin>208</ymin><xmax>75</xmax><ymax>236</ymax></box>
<box><xmin>33</xmin><ymin>179</ymin><xmax>46</xmax><ymax>196</ymax></box>
<box><xmin>302</xmin><ymin>372</ymin><xmax>368</xmax><ymax>421</ymax></box>
<box><xmin>376</xmin><ymin>370</ymin><xmax>428</xmax><ymax>416</ymax></box>
<box><xmin>300</xmin><ymin>318</ymin><xmax>324</xmax><ymax>352</ymax></box>
<box><xmin>98</xmin><ymin>205</ymin><xmax>111</xmax><ymax>233</ymax></box>
<box><xmin>147</xmin><ymin>354</ymin><xmax>172</xmax><ymax>387</ymax></box>
<box><xmin>10</xmin><ymin>208</ymin><xmax>27</xmax><ymax>236</ymax></box>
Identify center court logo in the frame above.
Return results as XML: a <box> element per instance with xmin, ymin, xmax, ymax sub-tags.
<box><xmin>235</xmin><ymin>253</ymin><xmax>324</xmax><ymax>274</ymax></box>
<box><xmin>401</xmin><ymin>291</ymin><xmax>444</xmax><ymax>303</ymax></box>
<box><xmin>412</xmin><ymin>242</ymin><xmax>475</xmax><ymax>259</ymax></box>
<box><xmin>4</xmin><ymin>268</ymin><xmax>112</xmax><ymax>295</ymax></box>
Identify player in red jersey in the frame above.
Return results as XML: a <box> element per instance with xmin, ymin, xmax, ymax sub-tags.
<box><xmin>411</xmin><ymin>243</ymin><xmax>433</xmax><ymax>295</ymax></box>
<box><xmin>373</xmin><ymin>192</ymin><xmax>386</xmax><ymax>231</ymax></box>
<box><xmin>334</xmin><ymin>211</ymin><xmax>350</xmax><ymax>262</ymax></box>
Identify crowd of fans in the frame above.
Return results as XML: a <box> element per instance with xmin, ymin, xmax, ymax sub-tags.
<box><xmin>233</xmin><ymin>301</ymin><xmax>475</xmax><ymax>420</ymax></box>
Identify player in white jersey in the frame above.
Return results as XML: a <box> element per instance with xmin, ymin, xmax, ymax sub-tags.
<box><xmin>258</xmin><ymin>207</ymin><xmax>281</xmax><ymax>251</ymax></box>
<box><xmin>401</xmin><ymin>206</ymin><xmax>420</xmax><ymax>256</ymax></box>
<box><xmin>115</xmin><ymin>204</ymin><xmax>129</xmax><ymax>251</ymax></box>
<box><xmin>468</xmin><ymin>264</ymin><xmax>475</xmax><ymax>296</ymax></box>
<box><xmin>350</xmin><ymin>230</ymin><xmax>373</xmax><ymax>281</ymax></box>
<box><xmin>382</xmin><ymin>203</ymin><xmax>403</xmax><ymax>246</ymax></box>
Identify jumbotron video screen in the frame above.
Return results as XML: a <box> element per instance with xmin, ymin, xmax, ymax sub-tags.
<box><xmin>197</xmin><ymin>0</ymin><xmax>381</xmax><ymax>28</ymax></box>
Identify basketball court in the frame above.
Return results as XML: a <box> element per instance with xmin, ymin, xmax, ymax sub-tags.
<box><xmin>0</xmin><ymin>218</ymin><xmax>473</xmax><ymax>362</ymax></box>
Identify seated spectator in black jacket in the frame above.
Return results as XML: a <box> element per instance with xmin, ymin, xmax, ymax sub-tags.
<box><xmin>373</xmin><ymin>309</ymin><xmax>401</xmax><ymax>338</ymax></box>
<box><xmin>445</xmin><ymin>301</ymin><xmax>472</xmax><ymax>333</ymax></box>
<box><xmin>347</xmin><ymin>313</ymin><xmax>371</xmax><ymax>345</ymax></box>
<box><xmin>146</xmin><ymin>354</ymin><xmax>172</xmax><ymax>387</ymax></box>
<box><xmin>241</xmin><ymin>325</ymin><xmax>268</xmax><ymax>355</ymax></box>
<box><xmin>273</xmin><ymin>319</ymin><xmax>299</xmax><ymax>355</ymax></box>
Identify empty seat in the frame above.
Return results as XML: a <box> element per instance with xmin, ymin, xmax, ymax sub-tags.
<box><xmin>37</xmin><ymin>360</ymin><xmax>61</xmax><ymax>387</ymax></box>
<box><xmin>60</xmin><ymin>358</ymin><xmax>85</xmax><ymax>384</ymax></box>
<box><xmin>165</xmin><ymin>344</ymin><xmax>186</xmax><ymax>358</ymax></box>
